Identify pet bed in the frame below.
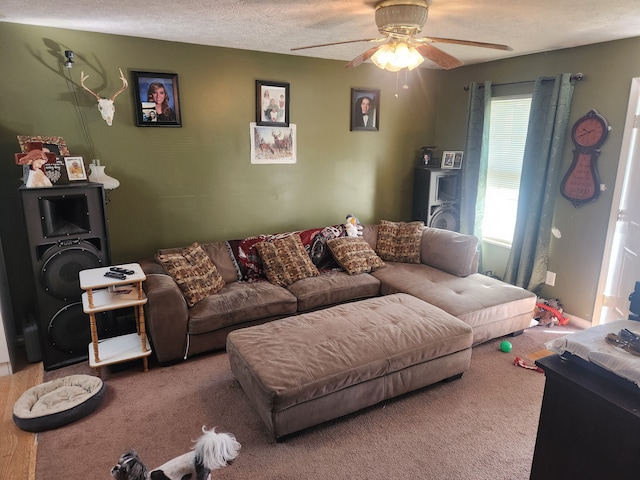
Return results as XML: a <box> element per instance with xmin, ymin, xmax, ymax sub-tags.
<box><xmin>13</xmin><ymin>374</ymin><xmax>105</xmax><ymax>432</ymax></box>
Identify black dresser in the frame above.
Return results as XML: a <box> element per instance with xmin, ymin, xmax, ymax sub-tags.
<box><xmin>530</xmin><ymin>353</ymin><xmax>640</xmax><ymax>480</ymax></box>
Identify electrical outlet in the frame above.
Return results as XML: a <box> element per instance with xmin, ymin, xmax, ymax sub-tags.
<box><xmin>545</xmin><ymin>271</ymin><xmax>556</xmax><ymax>286</ymax></box>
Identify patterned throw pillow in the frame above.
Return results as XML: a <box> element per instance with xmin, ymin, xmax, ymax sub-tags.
<box><xmin>155</xmin><ymin>242</ymin><xmax>225</xmax><ymax>307</ymax></box>
<box><xmin>375</xmin><ymin>220</ymin><xmax>424</xmax><ymax>263</ymax></box>
<box><xmin>255</xmin><ymin>234</ymin><xmax>319</xmax><ymax>287</ymax></box>
<box><xmin>327</xmin><ymin>237</ymin><xmax>385</xmax><ymax>275</ymax></box>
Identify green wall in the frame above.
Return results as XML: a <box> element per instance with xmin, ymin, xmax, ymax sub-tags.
<box><xmin>0</xmin><ymin>23</ymin><xmax>436</xmax><ymax>328</ymax></box>
<box><xmin>432</xmin><ymin>37</ymin><xmax>640</xmax><ymax>322</ymax></box>
<box><xmin>2</xmin><ymin>21</ymin><xmax>639</xmax><ymax>333</ymax></box>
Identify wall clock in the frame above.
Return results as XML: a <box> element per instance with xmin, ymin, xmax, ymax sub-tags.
<box><xmin>560</xmin><ymin>109</ymin><xmax>609</xmax><ymax>207</ymax></box>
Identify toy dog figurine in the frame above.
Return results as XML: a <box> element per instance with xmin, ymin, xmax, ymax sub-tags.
<box><xmin>111</xmin><ymin>427</ymin><xmax>240</xmax><ymax>480</ymax></box>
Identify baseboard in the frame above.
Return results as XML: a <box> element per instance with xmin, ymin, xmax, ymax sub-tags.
<box><xmin>0</xmin><ymin>361</ymin><xmax>12</xmax><ymax>377</ymax></box>
<box><xmin>565</xmin><ymin>313</ymin><xmax>592</xmax><ymax>330</ymax></box>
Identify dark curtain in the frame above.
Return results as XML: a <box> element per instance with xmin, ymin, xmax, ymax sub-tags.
<box><xmin>504</xmin><ymin>74</ymin><xmax>576</xmax><ymax>292</ymax></box>
<box><xmin>460</xmin><ymin>81</ymin><xmax>491</xmax><ymax>271</ymax></box>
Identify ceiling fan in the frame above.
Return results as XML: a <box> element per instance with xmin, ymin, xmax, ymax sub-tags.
<box><xmin>291</xmin><ymin>0</ymin><xmax>512</xmax><ymax>71</ymax></box>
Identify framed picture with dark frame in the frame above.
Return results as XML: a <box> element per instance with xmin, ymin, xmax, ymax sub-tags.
<box><xmin>351</xmin><ymin>88</ymin><xmax>380</xmax><ymax>131</ymax></box>
<box><xmin>256</xmin><ymin>80</ymin><xmax>289</xmax><ymax>127</ymax></box>
<box><xmin>132</xmin><ymin>71</ymin><xmax>181</xmax><ymax>127</ymax></box>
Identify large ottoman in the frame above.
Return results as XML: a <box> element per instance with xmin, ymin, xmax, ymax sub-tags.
<box><xmin>226</xmin><ymin>293</ymin><xmax>473</xmax><ymax>439</ymax></box>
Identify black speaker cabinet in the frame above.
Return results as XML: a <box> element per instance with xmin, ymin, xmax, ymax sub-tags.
<box><xmin>411</xmin><ymin>166</ymin><xmax>461</xmax><ymax>232</ymax></box>
<box><xmin>19</xmin><ymin>184</ymin><xmax>111</xmax><ymax>370</ymax></box>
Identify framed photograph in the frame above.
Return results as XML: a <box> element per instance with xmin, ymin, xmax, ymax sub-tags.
<box><xmin>256</xmin><ymin>80</ymin><xmax>289</xmax><ymax>127</ymax></box>
<box><xmin>17</xmin><ymin>135</ymin><xmax>69</xmax><ymax>185</ymax></box>
<box><xmin>17</xmin><ymin>135</ymin><xmax>69</xmax><ymax>156</ymax></box>
<box><xmin>351</xmin><ymin>88</ymin><xmax>380</xmax><ymax>131</ymax></box>
<box><xmin>420</xmin><ymin>146</ymin><xmax>441</xmax><ymax>167</ymax></box>
<box><xmin>132</xmin><ymin>71</ymin><xmax>181</xmax><ymax>127</ymax></box>
<box><xmin>250</xmin><ymin>122</ymin><xmax>296</xmax><ymax>164</ymax></box>
<box><xmin>64</xmin><ymin>156</ymin><xmax>87</xmax><ymax>181</ymax></box>
<box><xmin>442</xmin><ymin>151</ymin><xmax>463</xmax><ymax>169</ymax></box>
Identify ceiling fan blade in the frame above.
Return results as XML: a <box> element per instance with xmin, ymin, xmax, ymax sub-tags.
<box><xmin>415</xmin><ymin>44</ymin><xmax>463</xmax><ymax>70</ymax></box>
<box><xmin>345</xmin><ymin>45</ymin><xmax>382</xmax><ymax>68</ymax></box>
<box><xmin>422</xmin><ymin>37</ymin><xmax>513</xmax><ymax>51</ymax></box>
<box><xmin>291</xmin><ymin>38</ymin><xmax>383</xmax><ymax>51</ymax></box>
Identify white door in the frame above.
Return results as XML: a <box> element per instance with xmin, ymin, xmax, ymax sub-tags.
<box><xmin>595</xmin><ymin>78</ymin><xmax>640</xmax><ymax>324</ymax></box>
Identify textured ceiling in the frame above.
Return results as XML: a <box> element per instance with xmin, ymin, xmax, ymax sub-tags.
<box><xmin>2</xmin><ymin>0</ymin><xmax>640</xmax><ymax>69</ymax></box>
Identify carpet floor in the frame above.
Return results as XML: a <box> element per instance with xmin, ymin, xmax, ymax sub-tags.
<box><xmin>35</xmin><ymin>324</ymin><xmax>578</xmax><ymax>480</ymax></box>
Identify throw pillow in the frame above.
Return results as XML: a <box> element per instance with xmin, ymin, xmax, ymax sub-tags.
<box><xmin>254</xmin><ymin>234</ymin><xmax>319</xmax><ymax>287</ymax></box>
<box><xmin>376</xmin><ymin>220</ymin><xmax>424</xmax><ymax>263</ymax></box>
<box><xmin>155</xmin><ymin>242</ymin><xmax>225</xmax><ymax>307</ymax></box>
<box><xmin>327</xmin><ymin>237</ymin><xmax>385</xmax><ymax>275</ymax></box>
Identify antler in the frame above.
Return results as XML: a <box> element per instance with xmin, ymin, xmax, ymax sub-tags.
<box><xmin>110</xmin><ymin>68</ymin><xmax>129</xmax><ymax>101</ymax></box>
<box><xmin>80</xmin><ymin>71</ymin><xmax>101</xmax><ymax>101</ymax></box>
<box><xmin>80</xmin><ymin>68</ymin><xmax>128</xmax><ymax>100</ymax></box>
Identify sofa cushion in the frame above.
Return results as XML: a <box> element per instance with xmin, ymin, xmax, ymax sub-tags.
<box><xmin>188</xmin><ymin>281</ymin><xmax>298</xmax><ymax>334</ymax></box>
<box><xmin>327</xmin><ymin>237</ymin><xmax>385</xmax><ymax>275</ymax></box>
<box><xmin>255</xmin><ymin>234</ymin><xmax>319</xmax><ymax>287</ymax></box>
<box><xmin>420</xmin><ymin>228</ymin><xmax>479</xmax><ymax>277</ymax></box>
<box><xmin>376</xmin><ymin>220</ymin><xmax>424</xmax><ymax>263</ymax></box>
<box><xmin>155</xmin><ymin>242</ymin><xmax>225</xmax><ymax>307</ymax></box>
<box><xmin>287</xmin><ymin>271</ymin><xmax>381</xmax><ymax>312</ymax></box>
<box><xmin>201</xmin><ymin>241</ymin><xmax>241</xmax><ymax>283</ymax></box>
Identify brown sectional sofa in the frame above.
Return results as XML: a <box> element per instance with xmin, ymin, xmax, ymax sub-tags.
<box><xmin>139</xmin><ymin>223</ymin><xmax>537</xmax><ymax>364</ymax></box>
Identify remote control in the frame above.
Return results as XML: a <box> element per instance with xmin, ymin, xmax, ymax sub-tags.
<box><xmin>104</xmin><ymin>271</ymin><xmax>126</xmax><ymax>280</ymax></box>
<box><xmin>110</xmin><ymin>266</ymin><xmax>135</xmax><ymax>275</ymax></box>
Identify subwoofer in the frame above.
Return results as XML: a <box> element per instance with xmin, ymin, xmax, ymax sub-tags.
<box><xmin>19</xmin><ymin>184</ymin><xmax>111</xmax><ymax>370</ymax></box>
<box><xmin>429</xmin><ymin>204</ymin><xmax>460</xmax><ymax>231</ymax></box>
<box><xmin>411</xmin><ymin>166</ymin><xmax>461</xmax><ymax>232</ymax></box>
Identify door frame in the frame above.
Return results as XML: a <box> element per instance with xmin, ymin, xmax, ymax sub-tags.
<box><xmin>593</xmin><ymin>77</ymin><xmax>640</xmax><ymax>325</ymax></box>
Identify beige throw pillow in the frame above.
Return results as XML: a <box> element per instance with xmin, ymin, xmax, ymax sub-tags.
<box><xmin>255</xmin><ymin>234</ymin><xmax>319</xmax><ymax>287</ymax></box>
<box><xmin>155</xmin><ymin>242</ymin><xmax>225</xmax><ymax>307</ymax></box>
<box><xmin>376</xmin><ymin>220</ymin><xmax>424</xmax><ymax>263</ymax></box>
<box><xmin>327</xmin><ymin>237</ymin><xmax>385</xmax><ymax>275</ymax></box>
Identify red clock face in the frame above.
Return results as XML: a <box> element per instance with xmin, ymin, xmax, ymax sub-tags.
<box><xmin>573</xmin><ymin>116</ymin><xmax>606</xmax><ymax>148</ymax></box>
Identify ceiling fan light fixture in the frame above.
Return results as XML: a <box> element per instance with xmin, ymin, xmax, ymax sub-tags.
<box><xmin>371</xmin><ymin>41</ymin><xmax>424</xmax><ymax>71</ymax></box>
<box><xmin>371</xmin><ymin>43</ymin><xmax>395</xmax><ymax>70</ymax></box>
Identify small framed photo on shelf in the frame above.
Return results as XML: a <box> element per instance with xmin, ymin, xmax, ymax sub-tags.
<box><xmin>256</xmin><ymin>80</ymin><xmax>290</xmax><ymax>126</ymax></box>
<box><xmin>132</xmin><ymin>71</ymin><xmax>181</xmax><ymax>127</ymax></box>
<box><xmin>64</xmin><ymin>156</ymin><xmax>87</xmax><ymax>181</ymax></box>
<box><xmin>351</xmin><ymin>88</ymin><xmax>380</xmax><ymax>131</ymax></box>
<box><xmin>442</xmin><ymin>151</ymin><xmax>463</xmax><ymax>169</ymax></box>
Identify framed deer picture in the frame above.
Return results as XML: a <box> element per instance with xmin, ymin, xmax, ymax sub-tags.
<box><xmin>250</xmin><ymin>123</ymin><xmax>296</xmax><ymax>164</ymax></box>
<box><xmin>132</xmin><ymin>71</ymin><xmax>182</xmax><ymax>127</ymax></box>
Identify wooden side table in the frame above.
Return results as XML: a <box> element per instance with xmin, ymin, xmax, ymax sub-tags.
<box><xmin>79</xmin><ymin>263</ymin><xmax>152</xmax><ymax>374</ymax></box>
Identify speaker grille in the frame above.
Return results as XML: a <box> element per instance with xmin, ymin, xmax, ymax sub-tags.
<box><xmin>41</xmin><ymin>243</ymin><xmax>103</xmax><ymax>299</ymax></box>
<box><xmin>48</xmin><ymin>302</ymin><xmax>88</xmax><ymax>353</ymax></box>
<box><xmin>429</xmin><ymin>205</ymin><xmax>460</xmax><ymax>231</ymax></box>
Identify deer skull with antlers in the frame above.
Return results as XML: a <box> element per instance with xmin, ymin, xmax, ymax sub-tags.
<box><xmin>80</xmin><ymin>68</ymin><xmax>129</xmax><ymax>126</ymax></box>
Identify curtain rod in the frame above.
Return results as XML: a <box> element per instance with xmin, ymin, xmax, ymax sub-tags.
<box><xmin>463</xmin><ymin>73</ymin><xmax>584</xmax><ymax>90</ymax></box>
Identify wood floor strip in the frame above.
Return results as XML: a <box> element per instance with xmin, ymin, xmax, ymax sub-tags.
<box><xmin>0</xmin><ymin>362</ymin><xmax>43</xmax><ymax>480</ymax></box>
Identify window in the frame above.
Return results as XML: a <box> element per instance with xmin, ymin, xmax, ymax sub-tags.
<box><xmin>482</xmin><ymin>95</ymin><xmax>532</xmax><ymax>245</ymax></box>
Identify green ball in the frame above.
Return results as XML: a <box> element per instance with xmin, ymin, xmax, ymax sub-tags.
<box><xmin>500</xmin><ymin>341</ymin><xmax>513</xmax><ymax>353</ymax></box>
